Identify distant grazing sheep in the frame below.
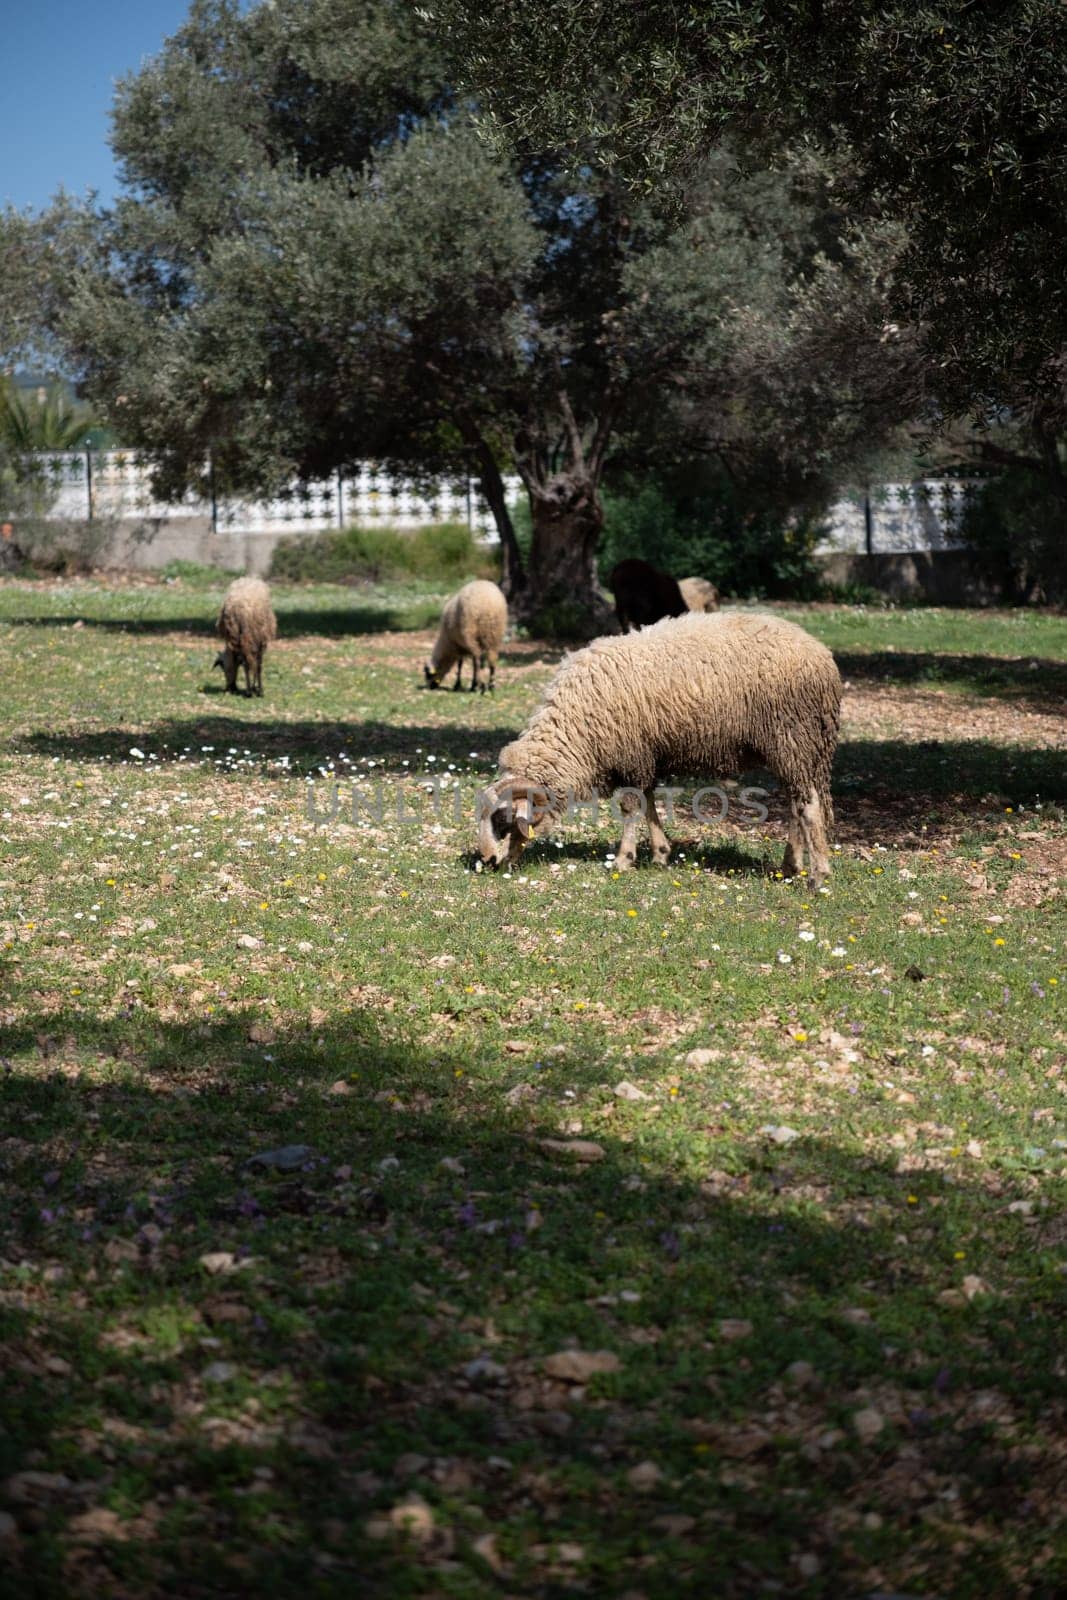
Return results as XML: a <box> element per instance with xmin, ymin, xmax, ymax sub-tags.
<box><xmin>424</xmin><ymin>579</ymin><xmax>508</xmax><ymax>693</ymax></box>
<box><xmin>214</xmin><ymin>576</ymin><xmax>277</xmax><ymax>697</ymax></box>
<box><xmin>679</xmin><ymin>576</ymin><xmax>720</xmax><ymax>613</ymax></box>
<box><xmin>478</xmin><ymin>611</ymin><xmax>841</xmax><ymax>883</ymax></box>
<box><xmin>609</xmin><ymin>558</ymin><xmax>688</xmax><ymax>631</ymax></box>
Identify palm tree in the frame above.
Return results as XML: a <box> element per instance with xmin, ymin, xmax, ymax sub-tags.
<box><xmin>0</xmin><ymin>377</ymin><xmax>98</xmax><ymax>450</ymax></box>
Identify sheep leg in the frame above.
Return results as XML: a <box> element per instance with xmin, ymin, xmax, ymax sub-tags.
<box><xmin>797</xmin><ymin>788</ymin><xmax>831</xmax><ymax>885</ymax></box>
<box><xmin>452</xmin><ymin>660</ymin><xmax>464</xmax><ymax>691</ymax></box>
<box><xmin>616</xmin><ymin>804</ymin><xmax>642</xmax><ymax>871</ymax></box>
<box><xmin>644</xmin><ymin>789</ymin><xmax>671</xmax><ymax>867</ymax></box>
<box><xmin>782</xmin><ymin>798</ymin><xmax>805</xmax><ymax>878</ymax></box>
<box><xmin>486</xmin><ymin>650</ymin><xmax>497</xmax><ymax>693</ymax></box>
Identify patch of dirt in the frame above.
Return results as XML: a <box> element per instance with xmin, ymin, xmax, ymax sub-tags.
<box><xmin>842</xmin><ymin>684</ymin><xmax>1065</xmax><ymax>749</ymax></box>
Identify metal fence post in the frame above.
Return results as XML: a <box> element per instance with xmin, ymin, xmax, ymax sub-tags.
<box><xmin>209</xmin><ymin>451</ymin><xmax>218</xmax><ymax>535</ymax></box>
<box><xmin>337</xmin><ymin>469</ymin><xmax>344</xmax><ymax>528</ymax></box>
<box><xmin>863</xmin><ymin>489</ymin><xmax>873</xmax><ymax>556</ymax></box>
<box><xmin>85</xmin><ymin>443</ymin><xmax>94</xmax><ymax>522</ymax></box>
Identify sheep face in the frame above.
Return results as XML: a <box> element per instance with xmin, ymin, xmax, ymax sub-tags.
<box><xmin>477</xmin><ymin>780</ymin><xmax>553</xmax><ymax>869</ymax></box>
<box><xmin>423</xmin><ymin>662</ymin><xmax>442</xmax><ymax>689</ymax></box>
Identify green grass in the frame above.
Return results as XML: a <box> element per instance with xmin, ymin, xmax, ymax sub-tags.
<box><xmin>0</xmin><ymin>579</ymin><xmax>1064</xmax><ymax>1598</ymax></box>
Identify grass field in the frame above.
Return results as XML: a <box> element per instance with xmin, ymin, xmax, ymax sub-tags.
<box><xmin>0</xmin><ymin>576</ymin><xmax>1064</xmax><ymax>1599</ymax></box>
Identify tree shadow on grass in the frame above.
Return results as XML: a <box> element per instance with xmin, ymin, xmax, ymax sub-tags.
<box><xmin>835</xmin><ymin>648</ymin><xmax>1067</xmax><ymax>706</ymax></box>
<box><xmin>8</xmin><ymin>718</ymin><xmax>520</xmax><ymax>773</ymax></box>
<box><xmin>1</xmin><ymin>604</ymin><xmax>444</xmax><ymax>639</ymax></box>
<box><xmin>0</xmin><ymin>1006</ymin><xmax>1062</xmax><ymax>1597</ymax></box>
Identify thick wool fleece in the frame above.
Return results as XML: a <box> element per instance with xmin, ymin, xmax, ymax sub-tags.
<box><xmin>429</xmin><ymin>580</ymin><xmax>508</xmax><ymax>677</ymax></box>
<box><xmin>678</xmin><ymin>576</ymin><xmax>720</xmax><ymax>613</ymax></box>
<box><xmin>217</xmin><ymin>578</ymin><xmax>277</xmax><ymax>668</ymax></box>
<box><xmin>498</xmin><ymin>610</ymin><xmax>840</xmax><ymax>818</ymax></box>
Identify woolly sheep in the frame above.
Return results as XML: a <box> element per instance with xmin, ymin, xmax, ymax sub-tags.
<box><xmin>478</xmin><ymin>610</ymin><xmax>841</xmax><ymax>883</ymax></box>
<box><xmin>213</xmin><ymin>576</ymin><xmax>277</xmax><ymax>697</ymax></box>
<box><xmin>423</xmin><ymin>579</ymin><xmax>508</xmax><ymax>694</ymax></box>
<box><xmin>609</xmin><ymin>558</ymin><xmax>688</xmax><ymax>632</ymax></box>
<box><xmin>678</xmin><ymin>575</ymin><xmax>720</xmax><ymax>613</ymax></box>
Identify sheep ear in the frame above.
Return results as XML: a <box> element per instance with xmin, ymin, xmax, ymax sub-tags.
<box><xmin>506</xmin><ymin>780</ymin><xmax>554</xmax><ymax>814</ymax></box>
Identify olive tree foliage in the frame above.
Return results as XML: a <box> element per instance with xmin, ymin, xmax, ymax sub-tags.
<box><xmin>431</xmin><ymin>0</ymin><xmax>1067</xmax><ymax>490</ymax></box>
<box><xmin>21</xmin><ymin>0</ymin><xmax>915</xmax><ymax>613</ymax></box>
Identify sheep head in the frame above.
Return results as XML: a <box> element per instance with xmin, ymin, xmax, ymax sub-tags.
<box><xmin>477</xmin><ymin>779</ymin><xmax>555</xmax><ymax>869</ymax></box>
<box><xmin>423</xmin><ymin>661</ymin><xmax>441</xmax><ymax>689</ymax></box>
<box><xmin>213</xmin><ymin>648</ymin><xmax>239</xmax><ymax>691</ymax></box>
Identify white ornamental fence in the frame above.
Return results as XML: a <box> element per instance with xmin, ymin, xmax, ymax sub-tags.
<box><xmin>22</xmin><ymin>449</ymin><xmax>521</xmax><ymax>540</ymax></box>
<box><xmin>821</xmin><ymin>479</ymin><xmax>982</xmax><ymax>555</ymax></box>
<box><xmin>19</xmin><ymin>453</ymin><xmax>980</xmax><ymax>556</ymax></box>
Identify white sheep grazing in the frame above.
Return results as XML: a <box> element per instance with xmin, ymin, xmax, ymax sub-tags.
<box><xmin>213</xmin><ymin>576</ymin><xmax>277</xmax><ymax>697</ymax></box>
<box><xmin>424</xmin><ymin>579</ymin><xmax>508</xmax><ymax>694</ymax></box>
<box><xmin>478</xmin><ymin>610</ymin><xmax>841</xmax><ymax>883</ymax></box>
<box><xmin>678</xmin><ymin>576</ymin><xmax>720</xmax><ymax>613</ymax></box>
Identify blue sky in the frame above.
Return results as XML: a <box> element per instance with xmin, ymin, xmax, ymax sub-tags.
<box><xmin>2</xmin><ymin>1</ymin><xmax>195</xmax><ymax>211</ymax></box>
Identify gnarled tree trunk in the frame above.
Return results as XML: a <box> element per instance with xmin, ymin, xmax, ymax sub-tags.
<box><xmin>517</xmin><ymin>469</ymin><xmax>614</xmax><ymax>632</ymax></box>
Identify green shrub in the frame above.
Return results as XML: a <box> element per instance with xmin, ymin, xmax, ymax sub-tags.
<box><xmin>511</xmin><ymin>468</ymin><xmax>825</xmax><ymax>600</ymax></box>
<box><xmin>159</xmin><ymin>559</ymin><xmax>241</xmax><ymax>585</ymax></box>
<box><xmin>269</xmin><ymin>521</ymin><xmax>497</xmax><ymax>585</ymax></box>
<box><xmin>958</xmin><ymin>469</ymin><xmax>1067</xmax><ymax>604</ymax></box>
<box><xmin>596</xmin><ymin>469</ymin><xmax>826</xmax><ymax>599</ymax></box>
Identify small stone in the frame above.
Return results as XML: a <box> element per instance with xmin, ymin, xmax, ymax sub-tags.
<box><xmin>650</xmin><ymin>1514</ymin><xmax>696</xmax><ymax>1536</ymax></box>
<box><xmin>246</xmin><ymin>1144</ymin><xmax>317</xmax><ymax>1171</ymax></box>
<box><xmin>785</xmin><ymin>1360</ymin><xmax>816</xmax><ymax>1387</ymax></box>
<box><xmin>716</xmin><ymin>1318</ymin><xmax>753</xmax><ymax>1341</ymax></box>
<box><xmin>557</xmin><ymin>1542</ymin><xmax>584</xmax><ymax>1563</ymax></box>
<box><xmin>614</xmin><ymin>1080</ymin><xmax>649</xmax><ymax>1101</ymax></box>
<box><xmin>393</xmin><ymin>1453</ymin><xmax>430</xmax><ymax>1479</ymax></box>
<box><xmin>538</xmin><ymin>1138</ymin><xmax>605</xmax><ymax>1162</ymax></box>
<box><xmin>760</xmin><ymin>1124</ymin><xmax>800</xmax><ymax>1145</ymax></box>
<box><xmin>852</xmin><ymin>1406</ymin><xmax>885</xmax><ymax>1443</ymax></box>
<box><xmin>543</xmin><ymin>1349</ymin><xmax>621</xmax><ymax>1383</ymax></box>
<box><xmin>387</xmin><ymin>1493</ymin><xmax>436</xmax><ymax>1544</ymax></box>
<box><xmin>463</xmin><ymin>1357</ymin><xmax>507</xmax><ymax>1384</ymax></box>
<box><xmin>626</xmin><ymin>1460</ymin><xmax>662</xmax><ymax>1492</ymax></box>
<box><xmin>962</xmin><ymin>1273</ymin><xmax>994</xmax><ymax>1301</ymax></box>
<box><xmin>937</xmin><ymin>1289</ymin><xmax>967</xmax><ymax>1308</ymax></box>
<box><xmin>533</xmin><ymin>1409</ymin><xmax>573</xmax><ymax>1437</ymax></box>
<box><xmin>796</xmin><ymin>1553</ymin><xmax>820</xmax><ymax>1578</ymax></box>
<box><xmin>840</xmin><ymin>1306</ymin><xmax>872</xmax><ymax>1325</ymax></box>
<box><xmin>504</xmin><ymin>1039</ymin><xmax>533</xmax><ymax>1054</ymax></box>
<box><xmin>202</xmin><ymin>1361</ymin><xmax>237</xmax><ymax>1384</ymax></box>
<box><xmin>439</xmin><ymin>1157</ymin><xmax>465</xmax><ymax>1174</ymax></box>
<box><xmin>471</xmin><ymin>1532</ymin><xmax>506</xmax><ymax>1572</ymax></box>
<box><xmin>3</xmin><ymin>1471</ymin><xmax>73</xmax><ymax>1504</ymax></box>
<box><xmin>684</xmin><ymin>1048</ymin><xmax>721</xmax><ymax>1068</ymax></box>
<box><xmin>103</xmin><ymin>1237</ymin><xmax>140</xmax><ymax>1265</ymax></box>
<box><xmin>199</xmin><ymin>1251</ymin><xmax>256</xmax><ymax>1275</ymax></box>
<box><xmin>67</xmin><ymin>1507</ymin><xmax>128</xmax><ymax>1544</ymax></box>
<box><xmin>236</xmin><ymin>933</ymin><xmax>261</xmax><ymax>949</ymax></box>
<box><xmin>328</xmin><ymin>1079</ymin><xmax>353</xmax><ymax>1097</ymax></box>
